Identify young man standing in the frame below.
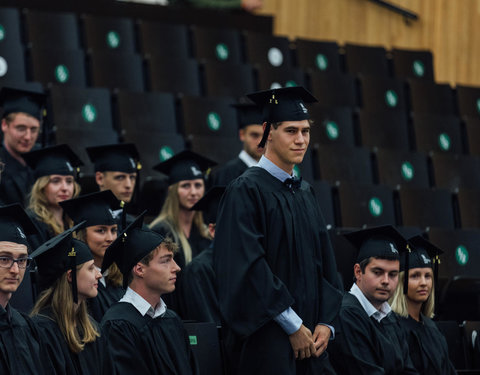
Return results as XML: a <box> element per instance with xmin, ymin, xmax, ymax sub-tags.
<box><xmin>328</xmin><ymin>225</ymin><xmax>419</xmax><ymax>375</ymax></box>
<box><xmin>213</xmin><ymin>87</ymin><xmax>343</xmax><ymax>374</ymax></box>
<box><xmin>0</xmin><ymin>87</ymin><xmax>45</xmax><ymax>205</ymax></box>
<box><xmin>101</xmin><ymin>213</ymin><xmax>198</xmax><ymax>375</ymax></box>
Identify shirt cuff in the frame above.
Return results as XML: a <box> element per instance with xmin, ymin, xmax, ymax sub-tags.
<box><xmin>273</xmin><ymin>307</ymin><xmax>303</xmax><ymax>335</ymax></box>
<box><xmin>317</xmin><ymin>323</ymin><xmax>335</xmax><ymax>340</ymax></box>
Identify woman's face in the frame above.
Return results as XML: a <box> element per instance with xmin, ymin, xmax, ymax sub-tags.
<box><xmin>85</xmin><ymin>225</ymin><xmax>118</xmax><ymax>268</ymax></box>
<box><xmin>75</xmin><ymin>260</ymin><xmax>101</xmax><ymax>302</ymax></box>
<box><xmin>44</xmin><ymin>175</ymin><xmax>75</xmax><ymax>206</ymax></box>
<box><xmin>177</xmin><ymin>179</ymin><xmax>205</xmax><ymax>210</ymax></box>
<box><xmin>406</xmin><ymin>267</ymin><xmax>433</xmax><ymax>305</ymax></box>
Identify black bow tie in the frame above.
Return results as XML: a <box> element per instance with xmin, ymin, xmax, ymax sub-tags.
<box><xmin>284</xmin><ymin>177</ymin><xmax>302</xmax><ymax>191</ymax></box>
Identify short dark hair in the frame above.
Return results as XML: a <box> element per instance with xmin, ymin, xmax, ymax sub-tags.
<box><xmin>353</xmin><ymin>255</ymin><xmax>399</xmax><ymax>282</ymax></box>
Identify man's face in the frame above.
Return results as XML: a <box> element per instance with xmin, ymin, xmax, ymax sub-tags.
<box><xmin>265</xmin><ymin>120</ymin><xmax>310</xmax><ymax>172</ymax></box>
<box><xmin>354</xmin><ymin>257</ymin><xmax>399</xmax><ymax>309</ymax></box>
<box><xmin>95</xmin><ymin>171</ymin><xmax>137</xmax><ymax>203</ymax></box>
<box><xmin>1</xmin><ymin>114</ymin><xmax>40</xmax><ymax>155</ymax></box>
<box><xmin>239</xmin><ymin>124</ymin><xmax>264</xmax><ymax>161</ymax></box>
<box><xmin>0</xmin><ymin>242</ymin><xmax>28</xmax><ymax>299</ymax></box>
<box><xmin>140</xmin><ymin>245</ymin><xmax>180</xmax><ymax>296</ymax></box>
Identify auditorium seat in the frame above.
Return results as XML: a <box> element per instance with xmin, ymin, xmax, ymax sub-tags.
<box><xmin>294</xmin><ymin>38</ymin><xmax>341</xmax><ymax>74</ymax></box>
<box><xmin>398</xmin><ymin>187</ymin><xmax>456</xmax><ymax>229</ymax></box>
<box><xmin>310</xmin><ymin>180</ymin><xmax>336</xmax><ymax>227</ymax></box>
<box><xmin>82</xmin><ymin>15</ymin><xmax>136</xmax><ymax>53</ymax></box>
<box><xmin>116</xmin><ymin>90</ymin><xmax>178</xmax><ymax>136</ymax></box>
<box><xmin>89</xmin><ymin>50</ymin><xmax>145</xmax><ymax>91</ymax></box>
<box><xmin>358</xmin><ymin>110</ymin><xmax>410</xmax><ymax>150</ymax></box>
<box><xmin>187</xmin><ymin>135</ymin><xmax>240</xmax><ymax>165</ymax></box>
<box><xmin>24</xmin><ymin>10</ymin><xmax>81</xmax><ymax>49</ymax></box>
<box><xmin>463</xmin><ymin>321</ymin><xmax>480</xmax><ymax>369</ymax></box>
<box><xmin>309</xmin><ymin>72</ymin><xmax>358</xmax><ymax>108</ymax></box>
<box><xmin>180</xmin><ymin>95</ymin><xmax>238</xmax><ymax>138</ymax></box>
<box><xmin>456</xmin><ymin>84</ymin><xmax>480</xmax><ymax>119</ymax></box>
<box><xmin>256</xmin><ymin>65</ymin><xmax>306</xmax><ymax>91</ymax></box>
<box><xmin>464</xmin><ymin>117</ymin><xmax>480</xmax><ymax>156</ymax></box>
<box><xmin>409</xmin><ymin>80</ymin><xmax>456</xmax><ymax>115</ymax></box>
<box><xmin>328</xmin><ymin>228</ymin><xmax>358</xmax><ymax>291</ymax></box>
<box><xmin>412</xmin><ymin>113</ymin><xmax>463</xmax><ymax>154</ymax></box>
<box><xmin>344</xmin><ymin>43</ymin><xmax>389</xmax><ymax>77</ymax></box>
<box><xmin>391</xmin><ymin>48</ymin><xmax>434</xmax><ymax>81</ymax></box>
<box><xmin>0</xmin><ymin>43</ymin><xmax>26</xmax><ymax>85</ymax></box>
<box><xmin>244</xmin><ymin>31</ymin><xmax>293</xmax><ymax>68</ymax></box>
<box><xmin>29</xmin><ymin>47</ymin><xmax>87</xmax><ymax>87</ymax></box>
<box><xmin>308</xmin><ymin>106</ymin><xmax>356</xmax><ymax>147</ymax></box>
<box><xmin>312</xmin><ymin>145</ymin><xmax>374</xmax><ymax>184</ymax></box>
<box><xmin>294</xmin><ymin>148</ymin><xmax>315</xmax><ymax>183</ymax></box>
<box><xmin>336</xmin><ymin>182</ymin><xmax>396</xmax><ymax>228</ymax></box>
<box><xmin>138</xmin><ymin>21</ymin><xmax>191</xmax><ymax>59</ymax></box>
<box><xmin>0</xmin><ymin>7</ymin><xmax>22</xmax><ymax>47</ymax></box>
<box><xmin>192</xmin><ymin>26</ymin><xmax>243</xmax><ymax>63</ymax></box>
<box><xmin>435</xmin><ymin>321</ymin><xmax>469</xmax><ymax>370</ymax></box>
<box><xmin>147</xmin><ymin>56</ymin><xmax>201</xmax><ymax>96</ymax></box>
<box><xmin>375</xmin><ymin>148</ymin><xmax>430</xmax><ymax>189</ymax></box>
<box><xmin>431</xmin><ymin>153</ymin><xmax>480</xmax><ymax>191</ymax></box>
<box><xmin>204</xmin><ymin>61</ymin><xmax>255</xmax><ymax>98</ymax></box>
<box><xmin>358</xmin><ymin>76</ymin><xmax>408</xmax><ymax>113</ymax></box>
<box><xmin>457</xmin><ymin>188</ymin><xmax>480</xmax><ymax>229</ymax></box>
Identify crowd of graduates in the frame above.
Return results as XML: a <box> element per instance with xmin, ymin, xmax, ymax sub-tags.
<box><xmin>0</xmin><ymin>85</ymin><xmax>458</xmax><ymax>374</ymax></box>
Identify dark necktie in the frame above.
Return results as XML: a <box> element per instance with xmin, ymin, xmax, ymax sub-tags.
<box><xmin>284</xmin><ymin>176</ymin><xmax>302</xmax><ymax>191</ymax></box>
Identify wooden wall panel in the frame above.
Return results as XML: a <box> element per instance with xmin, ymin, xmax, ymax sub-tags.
<box><xmin>256</xmin><ymin>0</ymin><xmax>480</xmax><ymax>86</ymax></box>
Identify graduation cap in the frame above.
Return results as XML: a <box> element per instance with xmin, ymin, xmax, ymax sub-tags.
<box><xmin>153</xmin><ymin>150</ymin><xmax>217</xmax><ymax>186</ymax></box>
<box><xmin>0</xmin><ymin>86</ymin><xmax>46</xmax><ymax>121</ymax></box>
<box><xmin>86</xmin><ymin>143</ymin><xmax>141</xmax><ymax>174</ymax></box>
<box><xmin>232</xmin><ymin>102</ymin><xmax>263</xmax><ymax>130</ymax></box>
<box><xmin>102</xmin><ymin>211</ymin><xmax>165</xmax><ymax>288</ymax></box>
<box><xmin>59</xmin><ymin>190</ymin><xmax>121</xmax><ymax>228</ymax></box>
<box><xmin>246</xmin><ymin>86</ymin><xmax>318</xmax><ymax>148</ymax></box>
<box><xmin>190</xmin><ymin>185</ymin><xmax>226</xmax><ymax>224</ymax></box>
<box><xmin>22</xmin><ymin>144</ymin><xmax>84</xmax><ymax>179</ymax></box>
<box><xmin>0</xmin><ymin>204</ymin><xmax>39</xmax><ymax>249</ymax></box>
<box><xmin>30</xmin><ymin>222</ymin><xmax>92</xmax><ymax>303</ymax></box>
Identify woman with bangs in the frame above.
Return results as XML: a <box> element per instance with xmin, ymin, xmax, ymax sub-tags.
<box><xmin>390</xmin><ymin>235</ymin><xmax>456</xmax><ymax>375</ymax></box>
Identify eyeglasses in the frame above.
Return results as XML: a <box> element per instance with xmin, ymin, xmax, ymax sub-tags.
<box><xmin>0</xmin><ymin>256</ymin><xmax>32</xmax><ymax>269</ymax></box>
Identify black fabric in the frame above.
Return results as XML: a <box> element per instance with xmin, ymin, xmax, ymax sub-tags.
<box><xmin>32</xmin><ymin>307</ymin><xmax>110</xmax><ymax>375</ymax></box>
<box><xmin>398</xmin><ymin>315</ymin><xmax>456</xmax><ymax>375</ymax></box>
<box><xmin>0</xmin><ymin>203</ymin><xmax>38</xmax><ymax>247</ymax></box>
<box><xmin>213</xmin><ymin>167</ymin><xmax>342</xmax><ymax>373</ymax></box>
<box><xmin>209</xmin><ymin>157</ymin><xmax>248</xmax><ymax>187</ymax></box>
<box><xmin>0</xmin><ymin>87</ymin><xmax>46</xmax><ymax>121</ymax></box>
<box><xmin>101</xmin><ymin>302</ymin><xmax>199</xmax><ymax>375</ymax></box>
<box><xmin>0</xmin><ymin>304</ymin><xmax>51</xmax><ymax>374</ymax></box>
<box><xmin>87</xmin><ymin>281</ymin><xmax>125</xmax><ymax>323</ymax></box>
<box><xmin>328</xmin><ymin>293</ymin><xmax>418</xmax><ymax>375</ymax></box>
<box><xmin>0</xmin><ymin>145</ymin><xmax>35</xmax><ymax>206</ymax></box>
<box><xmin>27</xmin><ymin>211</ymin><xmax>56</xmax><ymax>251</ymax></box>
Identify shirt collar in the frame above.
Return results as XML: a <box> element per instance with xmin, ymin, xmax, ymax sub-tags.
<box><xmin>257</xmin><ymin>155</ymin><xmax>293</xmax><ymax>183</ymax></box>
<box><xmin>349</xmin><ymin>283</ymin><xmax>391</xmax><ymax>322</ymax></box>
<box><xmin>238</xmin><ymin>150</ymin><xmax>258</xmax><ymax>168</ymax></box>
<box><xmin>95</xmin><ymin>266</ymin><xmax>106</xmax><ymax>287</ymax></box>
<box><xmin>119</xmin><ymin>287</ymin><xmax>167</xmax><ymax>318</ymax></box>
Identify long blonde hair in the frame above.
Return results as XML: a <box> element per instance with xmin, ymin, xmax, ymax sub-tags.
<box><xmin>149</xmin><ymin>182</ymin><xmax>210</xmax><ymax>264</ymax></box>
<box><xmin>389</xmin><ymin>271</ymin><xmax>435</xmax><ymax>319</ymax></box>
<box><xmin>28</xmin><ymin>175</ymin><xmax>80</xmax><ymax>235</ymax></box>
<box><xmin>75</xmin><ymin>228</ymin><xmax>123</xmax><ymax>287</ymax></box>
<box><xmin>31</xmin><ymin>264</ymin><xmax>100</xmax><ymax>353</ymax></box>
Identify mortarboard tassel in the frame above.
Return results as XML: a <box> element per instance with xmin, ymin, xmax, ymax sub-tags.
<box><xmin>403</xmin><ymin>244</ymin><xmax>411</xmax><ymax>294</ymax></box>
<box><xmin>258</xmin><ymin>123</ymin><xmax>271</xmax><ymax>149</ymax></box>
<box><xmin>68</xmin><ymin>246</ymin><xmax>78</xmax><ymax>304</ymax></box>
<box><xmin>120</xmin><ymin>200</ymin><xmax>127</xmax><ymax>232</ymax></box>
<box><xmin>433</xmin><ymin>255</ymin><xmax>440</xmax><ymax>311</ymax></box>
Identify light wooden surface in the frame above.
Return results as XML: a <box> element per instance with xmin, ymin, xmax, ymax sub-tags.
<box><xmin>256</xmin><ymin>0</ymin><xmax>480</xmax><ymax>86</ymax></box>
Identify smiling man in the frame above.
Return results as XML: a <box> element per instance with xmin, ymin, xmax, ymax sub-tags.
<box><xmin>328</xmin><ymin>225</ymin><xmax>419</xmax><ymax>375</ymax></box>
<box><xmin>213</xmin><ymin>87</ymin><xmax>343</xmax><ymax>375</ymax></box>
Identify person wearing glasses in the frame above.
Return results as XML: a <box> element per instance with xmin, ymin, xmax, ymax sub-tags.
<box><xmin>0</xmin><ymin>203</ymin><xmax>52</xmax><ymax>374</ymax></box>
<box><xmin>0</xmin><ymin>87</ymin><xmax>46</xmax><ymax>206</ymax></box>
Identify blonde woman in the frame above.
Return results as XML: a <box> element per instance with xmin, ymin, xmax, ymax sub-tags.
<box><xmin>60</xmin><ymin>190</ymin><xmax>124</xmax><ymax>322</ymax></box>
<box><xmin>23</xmin><ymin>144</ymin><xmax>82</xmax><ymax>250</ymax></box>
<box><xmin>30</xmin><ymin>224</ymin><xmax>110</xmax><ymax>374</ymax></box>
<box><xmin>390</xmin><ymin>236</ymin><xmax>456</xmax><ymax>375</ymax></box>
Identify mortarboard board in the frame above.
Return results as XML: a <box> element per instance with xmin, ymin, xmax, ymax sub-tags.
<box><xmin>30</xmin><ymin>222</ymin><xmax>92</xmax><ymax>303</ymax></box>
<box><xmin>0</xmin><ymin>204</ymin><xmax>39</xmax><ymax>249</ymax></box>
<box><xmin>0</xmin><ymin>86</ymin><xmax>46</xmax><ymax>121</ymax></box>
<box><xmin>59</xmin><ymin>190</ymin><xmax>122</xmax><ymax>228</ymax></box>
<box><xmin>22</xmin><ymin>144</ymin><xmax>84</xmax><ymax>179</ymax></box>
<box><xmin>102</xmin><ymin>211</ymin><xmax>165</xmax><ymax>287</ymax></box>
<box><xmin>86</xmin><ymin>143</ymin><xmax>141</xmax><ymax>174</ymax></box>
<box><xmin>190</xmin><ymin>185</ymin><xmax>226</xmax><ymax>224</ymax></box>
<box><xmin>232</xmin><ymin>102</ymin><xmax>263</xmax><ymax>130</ymax></box>
<box><xmin>153</xmin><ymin>150</ymin><xmax>217</xmax><ymax>186</ymax></box>
<box><xmin>246</xmin><ymin>86</ymin><xmax>318</xmax><ymax>148</ymax></box>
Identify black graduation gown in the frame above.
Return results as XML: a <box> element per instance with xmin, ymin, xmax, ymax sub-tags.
<box><xmin>101</xmin><ymin>302</ymin><xmax>199</xmax><ymax>375</ymax></box>
<box><xmin>209</xmin><ymin>157</ymin><xmax>248</xmax><ymax>187</ymax></box>
<box><xmin>177</xmin><ymin>246</ymin><xmax>221</xmax><ymax>324</ymax></box>
<box><xmin>32</xmin><ymin>307</ymin><xmax>109</xmax><ymax>375</ymax></box>
<box><xmin>0</xmin><ymin>145</ymin><xmax>34</xmax><ymax>206</ymax></box>
<box><xmin>398</xmin><ymin>315</ymin><xmax>457</xmax><ymax>375</ymax></box>
<box><xmin>87</xmin><ymin>280</ymin><xmax>125</xmax><ymax>323</ymax></box>
<box><xmin>213</xmin><ymin>167</ymin><xmax>343</xmax><ymax>373</ymax></box>
<box><xmin>26</xmin><ymin>211</ymin><xmax>57</xmax><ymax>251</ymax></box>
<box><xmin>328</xmin><ymin>293</ymin><xmax>419</xmax><ymax>375</ymax></box>
<box><xmin>0</xmin><ymin>304</ymin><xmax>51</xmax><ymax>374</ymax></box>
